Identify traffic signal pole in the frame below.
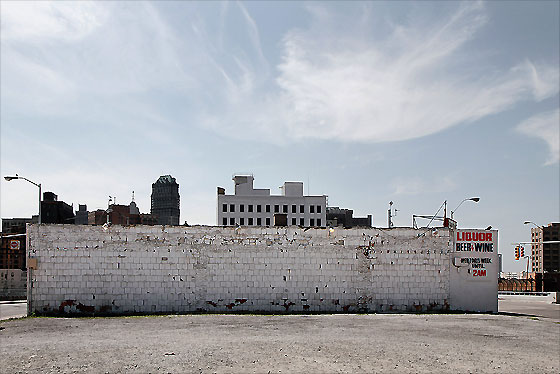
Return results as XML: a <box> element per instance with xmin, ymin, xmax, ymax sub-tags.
<box><xmin>513</xmin><ymin>244</ymin><xmax>530</xmax><ymax>279</ymax></box>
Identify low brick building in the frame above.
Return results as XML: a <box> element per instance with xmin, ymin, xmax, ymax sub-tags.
<box><xmin>0</xmin><ymin>233</ymin><xmax>26</xmax><ymax>270</ymax></box>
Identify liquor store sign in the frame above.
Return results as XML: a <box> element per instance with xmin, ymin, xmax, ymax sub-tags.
<box><xmin>455</xmin><ymin>230</ymin><xmax>496</xmax><ymax>278</ymax></box>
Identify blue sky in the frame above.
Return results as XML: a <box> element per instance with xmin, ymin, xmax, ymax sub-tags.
<box><xmin>1</xmin><ymin>1</ymin><xmax>558</xmax><ymax>272</ymax></box>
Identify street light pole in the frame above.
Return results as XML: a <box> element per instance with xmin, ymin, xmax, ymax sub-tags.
<box><xmin>38</xmin><ymin>183</ymin><xmax>42</xmax><ymax>224</ymax></box>
<box><xmin>4</xmin><ymin>174</ymin><xmax>42</xmax><ymax>224</ymax></box>
<box><xmin>451</xmin><ymin>197</ymin><xmax>480</xmax><ymax>219</ymax></box>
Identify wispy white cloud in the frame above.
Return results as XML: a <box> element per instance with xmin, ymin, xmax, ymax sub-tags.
<box><xmin>392</xmin><ymin>176</ymin><xmax>457</xmax><ymax>196</ymax></box>
<box><xmin>200</xmin><ymin>2</ymin><xmax>559</xmax><ymax>144</ymax></box>
<box><xmin>1</xmin><ymin>2</ymin><xmax>191</xmax><ymax>110</ymax></box>
<box><xmin>236</xmin><ymin>2</ymin><xmax>269</xmax><ymax>75</ymax></box>
<box><xmin>516</xmin><ymin>109</ymin><xmax>560</xmax><ymax>165</ymax></box>
<box><xmin>1</xmin><ymin>1</ymin><xmax>558</xmax><ymax>148</ymax></box>
<box><xmin>524</xmin><ymin>60</ymin><xmax>560</xmax><ymax>100</ymax></box>
<box><xmin>0</xmin><ymin>1</ymin><xmax>107</xmax><ymax>42</ymax></box>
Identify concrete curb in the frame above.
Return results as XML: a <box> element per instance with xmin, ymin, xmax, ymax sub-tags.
<box><xmin>0</xmin><ymin>300</ymin><xmax>26</xmax><ymax>305</ymax></box>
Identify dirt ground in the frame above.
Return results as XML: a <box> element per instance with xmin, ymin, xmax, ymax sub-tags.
<box><xmin>1</xmin><ymin>313</ymin><xmax>559</xmax><ymax>374</ymax></box>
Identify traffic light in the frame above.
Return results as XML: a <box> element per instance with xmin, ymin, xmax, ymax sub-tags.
<box><xmin>520</xmin><ymin>246</ymin><xmax>525</xmax><ymax>258</ymax></box>
<box><xmin>514</xmin><ymin>246</ymin><xmax>520</xmax><ymax>260</ymax></box>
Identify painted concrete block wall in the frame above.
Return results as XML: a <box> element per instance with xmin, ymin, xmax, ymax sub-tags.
<box><xmin>26</xmin><ymin>225</ymin><xmax>497</xmax><ymax>315</ymax></box>
<box><xmin>0</xmin><ymin>269</ymin><xmax>27</xmax><ymax>300</ymax></box>
<box><xmin>449</xmin><ymin>229</ymin><xmax>499</xmax><ymax>312</ymax></box>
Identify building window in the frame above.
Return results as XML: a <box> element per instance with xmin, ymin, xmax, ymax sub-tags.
<box><xmin>230</xmin><ymin>204</ymin><xmax>235</xmax><ymax>213</ymax></box>
<box><xmin>266</xmin><ymin>205</ymin><xmax>271</xmax><ymax>213</ymax></box>
<box><xmin>300</xmin><ymin>218</ymin><xmax>304</xmax><ymax>226</ymax></box>
<box><xmin>248</xmin><ymin>205</ymin><xmax>253</xmax><ymax>213</ymax></box>
<box><xmin>283</xmin><ymin>205</ymin><xmax>288</xmax><ymax>213</ymax></box>
<box><xmin>292</xmin><ymin>218</ymin><xmax>296</xmax><ymax>226</ymax></box>
<box><xmin>317</xmin><ymin>205</ymin><xmax>322</xmax><ymax>214</ymax></box>
<box><xmin>275</xmin><ymin>205</ymin><xmax>280</xmax><ymax>213</ymax></box>
<box><xmin>240</xmin><ymin>218</ymin><xmax>245</xmax><ymax>226</ymax></box>
<box><xmin>317</xmin><ymin>219</ymin><xmax>321</xmax><ymax>227</ymax></box>
<box><xmin>257</xmin><ymin>205</ymin><xmax>262</xmax><ymax>213</ymax></box>
<box><xmin>248</xmin><ymin>217</ymin><xmax>253</xmax><ymax>225</ymax></box>
<box><xmin>310</xmin><ymin>218</ymin><xmax>315</xmax><ymax>226</ymax></box>
<box><xmin>240</xmin><ymin>204</ymin><xmax>245</xmax><ymax>213</ymax></box>
<box><xmin>266</xmin><ymin>217</ymin><xmax>271</xmax><ymax>226</ymax></box>
<box><xmin>230</xmin><ymin>217</ymin><xmax>235</xmax><ymax>225</ymax></box>
<box><xmin>300</xmin><ymin>205</ymin><xmax>305</xmax><ymax>213</ymax></box>
<box><xmin>310</xmin><ymin>205</ymin><xmax>315</xmax><ymax>213</ymax></box>
<box><xmin>257</xmin><ymin>218</ymin><xmax>262</xmax><ymax>225</ymax></box>
<box><xmin>222</xmin><ymin>217</ymin><xmax>227</xmax><ymax>226</ymax></box>
<box><xmin>292</xmin><ymin>205</ymin><xmax>296</xmax><ymax>213</ymax></box>
<box><xmin>222</xmin><ymin>204</ymin><xmax>227</xmax><ymax>212</ymax></box>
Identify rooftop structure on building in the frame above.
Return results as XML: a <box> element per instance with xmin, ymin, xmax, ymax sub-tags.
<box><xmin>75</xmin><ymin>205</ymin><xmax>88</xmax><ymax>225</ymax></box>
<box><xmin>217</xmin><ymin>174</ymin><xmax>327</xmax><ymax>227</ymax></box>
<box><xmin>151</xmin><ymin>175</ymin><xmax>180</xmax><ymax>226</ymax></box>
<box><xmin>1</xmin><ymin>217</ymin><xmax>36</xmax><ymax>234</ymax></box>
<box><xmin>41</xmin><ymin>192</ymin><xmax>74</xmax><ymax>224</ymax></box>
<box><xmin>326</xmin><ymin>207</ymin><xmax>372</xmax><ymax>228</ymax></box>
<box><xmin>88</xmin><ymin>195</ymin><xmax>158</xmax><ymax>226</ymax></box>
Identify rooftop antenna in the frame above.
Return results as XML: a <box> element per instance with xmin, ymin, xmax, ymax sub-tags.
<box><xmin>388</xmin><ymin>201</ymin><xmax>398</xmax><ymax>228</ymax></box>
<box><xmin>132</xmin><ymin>191</ymin><xmax>135</xmax><ymax>202</ymax></box>
<box><xmin>107</xmin><ymin>196</ymin><xmax>114</xmax><ymax>225</ymax></box>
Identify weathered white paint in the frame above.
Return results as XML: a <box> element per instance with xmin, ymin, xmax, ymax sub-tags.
<box><xmin>449</xmin><ymin>229</ymin><xmax>499</xmax><ymax>312</ymax></box>
<box><xmin>26</xmin><ymin>225</ymin><xmax>498</xmax><ymax>315</ymax></box>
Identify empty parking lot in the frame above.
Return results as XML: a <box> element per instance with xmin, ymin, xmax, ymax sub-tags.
<box><xmin>1</xmin><ymin>312</ymin><xmax>559</xmax><ymax>374</ymax></box>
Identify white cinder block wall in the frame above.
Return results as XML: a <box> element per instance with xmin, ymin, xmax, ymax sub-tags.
<box><xmin>26</xmin><ymin>225</ymin><xmax>495</xmax><ymax>315</ymax></box>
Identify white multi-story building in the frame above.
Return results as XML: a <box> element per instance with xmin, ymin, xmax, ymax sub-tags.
<box><xmin>217</xmin><ymin>175</ymin><xmax>327</xmax><ymax>227</ymax></box>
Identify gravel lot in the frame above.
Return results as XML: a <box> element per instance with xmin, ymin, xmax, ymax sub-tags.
<box><xmin>1</xmin><ymin>313</ymin><xmax>559</xmax><ymax>374</ymax></box>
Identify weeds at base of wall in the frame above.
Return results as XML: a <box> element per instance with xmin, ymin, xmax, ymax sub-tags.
<box><xmin>0</xmin><ymin>315</ymin><xmax>29</xmax><ymax>323</ymax></box>
<box><xmin>28</xmin><ymin>309</ymin><xmax>496</xmax><ymax>319</ymax></box>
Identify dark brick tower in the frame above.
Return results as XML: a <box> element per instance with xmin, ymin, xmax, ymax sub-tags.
<box><xmin>151</xmin><ymin>175</ymin><xmax>180</xmax><ymax>226</ymax></box>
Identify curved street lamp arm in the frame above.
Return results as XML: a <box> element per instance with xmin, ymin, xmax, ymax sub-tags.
<box><xmin>4</xmin><ymin>174</ymin><xmax>40</xmax><ymax>188</ymax></box>
<box><xmin>19</xmin><ymin>176</ymin><xmax>41</xmax><ymax>188</ymax></box>
<box><xmin>452</xmin><ymin>198</ymin><xmax>469</xmax><ymax>214</ymax></box>
<box><xmin>451</xmin><ymin>197</ymin><xmax>480</xmax><ymax>218</ymax></box>
<box><xmin>4</xmin><ymin>174</ymin><xmax>42</xmax><ymax>224</ymax></box>
<box><xmin>524</xmin><ymin>221</ymin><xmax>544</xmax><ymax>229</ymax></box>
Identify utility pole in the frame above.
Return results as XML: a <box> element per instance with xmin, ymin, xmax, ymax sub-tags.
<box><xmin>388</xmin><ymin>201</ymin><xmax>397</xmax><ymax>228</ymax></box>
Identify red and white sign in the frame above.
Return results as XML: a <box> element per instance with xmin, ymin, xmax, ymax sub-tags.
<box><xmin>456</xmin><ymin>230</ymin><xmax>494</xmax><ymax>252</ymax></box>
<box><xmin>10</xmin><ymin>240</ymin><xmax>20</xmax><ymax>250</ymax></box>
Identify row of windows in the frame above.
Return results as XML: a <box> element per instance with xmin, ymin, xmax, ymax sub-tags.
<box><xmin>223</xmin><ymin>203</ymin><xmax>322</xmax><ymax>214</ymax></box>
<box><xmin>222</xmin><ymin>217</ymin><xmax>322</xmax><ymax>227</ymax></box>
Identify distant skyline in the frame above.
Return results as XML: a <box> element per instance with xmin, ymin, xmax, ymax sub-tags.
<box><xmin>1</xmin><ymin>1</ymin><xmax>558</xmax><ymax>272</ymax></box>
